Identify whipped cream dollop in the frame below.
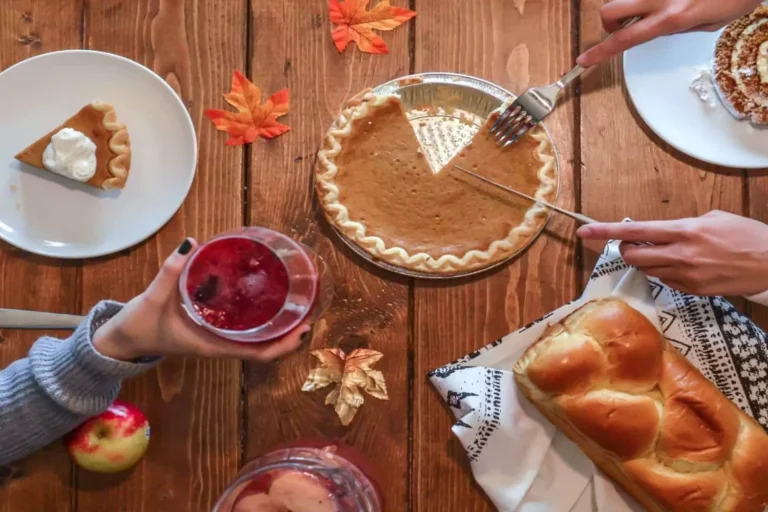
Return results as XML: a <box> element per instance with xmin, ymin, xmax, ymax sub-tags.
<box><xmin>42</xmin><ymin>128</ymin><xmax>97</xmax><ymax>182</ymax></box>
<box><xmin>689</xmin><ymin>66</ymin><xmax>718</xmax><ymax>108</ymax></box>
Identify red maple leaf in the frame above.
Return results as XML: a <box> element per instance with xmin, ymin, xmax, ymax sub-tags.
<box><xmin>329</xmin><ymin>0</ymin><xmax>417</xmax><ymax>54</ymax></box>
<box><xmin>205</xmin><ymin>71</ymin><xmax>290</xmax><ymax>146</ymax></box>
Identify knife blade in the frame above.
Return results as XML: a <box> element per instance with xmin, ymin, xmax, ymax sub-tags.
<box><xmin>452</xmin><ymin>165</ymin><xmax>598</xmax><ymax>225</ymax></box>
<box><xmin>0</xmin><ymin>309</ymin><xmax>85</xmax><ymax>329</ymax></box>
<box><xmin>452</xmin><ymin>165</ymin><xmax>656</xmax><ymax>247</ymax></box>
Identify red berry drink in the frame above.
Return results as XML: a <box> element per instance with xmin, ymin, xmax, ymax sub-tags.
<box><xmin>180</xmin><ymin>227</ymin><xmax>331</xmax><ymax>343</ymax></box>
<box><xmin>213</xmin><ymin>441</ymin><xmax>382</xmax><ymax>512</ymax></box>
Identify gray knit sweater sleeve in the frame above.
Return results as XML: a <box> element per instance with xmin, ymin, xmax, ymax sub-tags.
<box><xmin>0</xmin><ymin>301</ymin><xmax>159</xmax><ymax>465</ymax></box>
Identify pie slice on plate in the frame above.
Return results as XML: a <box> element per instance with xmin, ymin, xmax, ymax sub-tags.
<box><xmin>15</xmin><ymin>101</ymin><xmax>131</xmax><ymax>189</ymax></box>
<box><xmin>316</xmin><ymin>90</ymin><xmax>558</xmax><ymax>275</ymax></box>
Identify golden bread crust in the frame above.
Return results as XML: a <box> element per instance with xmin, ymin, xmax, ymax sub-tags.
<box><xmin>513</xmin><ymin>298</ymin><xmax>768</xmax><ymax>512</ymax></box>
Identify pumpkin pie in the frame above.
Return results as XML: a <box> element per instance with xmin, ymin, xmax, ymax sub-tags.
<box><xmin>713</xmin><ymin>5</ymin><xmax>768</xmax><ymax>124</ymax></box>
<box><xmin>15</xmin><ymin>102</ymin><xmax>131</xmax><ymax>189</ymax></box>
<box><xmin>316</xmin><ymin>91</ymin><xmax>557</xmax><ymax>274</ymax></box>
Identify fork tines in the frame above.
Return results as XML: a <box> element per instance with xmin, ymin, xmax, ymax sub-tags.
<box><xmin>489</xmin><ymin>103</ymin><xmax>534</xmax><ymax>148</ymax></box>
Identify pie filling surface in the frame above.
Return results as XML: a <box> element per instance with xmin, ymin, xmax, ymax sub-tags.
<box><xmin>317</xmin><ymin>91</ymin><xmax>557</xmax><ymax>274</ymax></box>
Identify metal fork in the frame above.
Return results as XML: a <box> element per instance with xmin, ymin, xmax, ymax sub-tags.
<box><xmin>490</xmin><ymin>17</ymin><xmax>640</xmax><ymax>148</ymax></box>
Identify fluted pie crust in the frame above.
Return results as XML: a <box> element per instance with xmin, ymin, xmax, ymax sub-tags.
<box><xmin>15</xmin><ymin>102</ymin><xmax>131</xmax><ymax>189</ymax></box>
<box><xmin>316</xmin><ymin>91</ymin><xmax>557</xmax><ymax>274</ymax></box>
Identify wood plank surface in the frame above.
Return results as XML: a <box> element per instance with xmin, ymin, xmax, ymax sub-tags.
<box><xmin>748</xmin><ymin>174</ymin><xmax>768</xmax><ymax>331</ymax></box>
<box><xmin>75</xmin><ymin>1</ymin><xmax>245</xmax><ymax>511</ymax></box>
<box><xmin>579</xmin><ymin>2</ymin><xmax>744</xmax><ymax>265</ymax></box>
<box><xmin>2</xmin><ymin>1</ymin><xmax>766</xmax><ymax>512</ymax></box>
<box><xmin>243</xmin><ymin>1</ymin><xmax>412</xmax><ymax>510</ymax></box>
<box><xmin>412</xmin><ymin>0</ymin><xmax>578</xmax><ymax>510</ymax></box>
<box><xmin>0</xmin><ymin>2</ymin><xmax>82</xmax><ymax>512</ymax></box>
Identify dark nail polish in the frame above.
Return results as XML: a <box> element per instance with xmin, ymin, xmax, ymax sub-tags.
<box><xmin>177</xmin><ymin>239</ymin><xmax>192</xmax><ymax>255</ymax></box>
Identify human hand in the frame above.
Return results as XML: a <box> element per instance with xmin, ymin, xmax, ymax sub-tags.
<box><xmin>577</xmin><ymin>211</ymin><xmax>768</xmax><ymax>297</ymax></box>
<box><xmin>92</xmin><ymin>239</ymin><xmax>310</xmax><ymax>362</ymax></box>
<box><xmin>576</xmin><ymin>0</ymin><xmax>763</xmax><ymax>67</ymax></box>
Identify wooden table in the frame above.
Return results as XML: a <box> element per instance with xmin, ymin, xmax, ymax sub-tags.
<box><xmin>1</xmin><ymin>1</ymin><xmax>766</xmax><ymax>511</ymax></box>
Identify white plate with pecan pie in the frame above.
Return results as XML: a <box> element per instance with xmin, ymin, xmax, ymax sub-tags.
<box><xmin>624</xmin><ymin>7</ymin><xmax>768</xmax><ymax>169</ymax></box>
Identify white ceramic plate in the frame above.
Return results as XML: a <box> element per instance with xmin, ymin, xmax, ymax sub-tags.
<box><xmin>624</xmin><ymin>30</ymin><xmax>768</xmax><ymax>169</ymax></box>
<box><xmin>0</xmin><ymin>50</ymin><xmax>197</xmax><ymax>258</ymax></box>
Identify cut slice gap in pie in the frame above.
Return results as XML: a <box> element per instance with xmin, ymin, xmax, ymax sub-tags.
<box><xmin>15</xmin><ymin>101</ymin><xmax>131</xmax><ymax>190</ymax></box>
<box><xmin>316</xmin><ymin>90</ymin><xmax>558</xmax><ymax>275</ymax></box>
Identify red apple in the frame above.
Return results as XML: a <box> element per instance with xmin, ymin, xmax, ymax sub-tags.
<box><xmin>65</xmin><ymin>400</ymin><xmax>150</xmax><ymax>473</ymax></box>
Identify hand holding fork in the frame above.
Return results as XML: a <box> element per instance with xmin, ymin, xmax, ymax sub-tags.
<box><xmin>489</xmin><ymin>17</ymin><xmax>640</xmax><ymax>148</ymax></box>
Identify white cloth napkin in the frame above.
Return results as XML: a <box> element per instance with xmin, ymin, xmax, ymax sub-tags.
<box><xmin>429</xmin><ymin>239</ymin><xmax>768</xmax><ymax>511</ymax></box>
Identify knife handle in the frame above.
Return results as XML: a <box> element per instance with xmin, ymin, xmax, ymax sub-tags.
<box><xmin>0</xmin><ymin>309</ymin><xmax>85</xmax><ymax>330</ymax></box>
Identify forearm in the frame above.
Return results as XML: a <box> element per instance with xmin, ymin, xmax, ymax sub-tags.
<box><xmin>0</xmin><ymin>301</ymin><xmax>157</xmax><ymax>465</ymax></box>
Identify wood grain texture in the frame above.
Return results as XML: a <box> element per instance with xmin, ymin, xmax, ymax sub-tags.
<box><xmin>579</xmin><ymin>0</ymin><xmax>754</xmax><ymax>463</ymax></box>
<box><xmin>0</xmin><ymin>2</ymin><xmax>82</xmax><ymax>512</ymax></box>
<box><xmin>579</xmin><ymin>1</ymin><xmax>744</xmax><ymax>276</ymax></box>
<box><xmin>75</xmin><ymin>1</ymin><xmax>244</xmax><ymax>511</ymax></box>
<box><xmin>412</xmin><ymin>0</ymin><xmax>577</xmax><ymax>510</ymax></box>
<box><xmin>748</xmin><ymin>174</ymin><xmax>768</xmax><ymax>331</ymax></box>
<box><xmin>244</xmin><ymin>0</ymin><xmax>410</xmax><ymax>509</ymax></box>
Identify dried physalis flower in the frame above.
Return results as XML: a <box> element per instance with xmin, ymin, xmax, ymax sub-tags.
<box><xmin>302</xmin><ymin>348</ymin><xmax>389</xmax><ymax>426</ymax></box>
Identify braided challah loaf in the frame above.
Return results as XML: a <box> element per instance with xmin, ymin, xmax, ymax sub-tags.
<box><xmin>513</xmin><ymin>297</ymin><xmax>768</xmax><ymax>512</ymax></box>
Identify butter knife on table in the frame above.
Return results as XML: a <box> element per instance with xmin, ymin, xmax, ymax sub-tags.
<box><xmin>0</xmin><ymin>309</ymin><xmax>85</xmax><ymax>329</ymax></box>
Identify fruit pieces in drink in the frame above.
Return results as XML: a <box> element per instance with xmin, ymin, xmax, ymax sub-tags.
<box><xmin>233</xmin><ymin>470</ymin><xmax>338</xmax><ymax>512</ymax></box>
<box><xmin>185</xmin><ymin>237</ymin><xmax>290</xmax><ymax>331</ymax></box>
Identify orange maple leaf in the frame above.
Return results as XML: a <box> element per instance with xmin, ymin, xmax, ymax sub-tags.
<box><xmin>329</xmin><ymin>0</ymin><xmax>416</xmax><ymax>54</ymax></box>
<box><xmin>205</xmin><ymin>71</ymin><xmax>290</xmax><ymax>146</ymax></box>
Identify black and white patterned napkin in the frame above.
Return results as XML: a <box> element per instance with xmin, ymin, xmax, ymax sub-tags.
<box><xmin>428</xmin><ymin>239</ymin><xmax>768</xmax><ymax>511</ymax></box>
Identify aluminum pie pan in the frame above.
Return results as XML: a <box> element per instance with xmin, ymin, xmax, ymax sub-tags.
<box><xmin>325</xmin><ymin>72</ymin><xmax>561</xmax><ymax>280</ymax></box>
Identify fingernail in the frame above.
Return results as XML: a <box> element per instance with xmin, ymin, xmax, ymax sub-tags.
<box><xmin>576</xmin><ymin>226</ymin><xmax>592</xmax><ymax>237</ymax></box>
<box><xmin>177</xmin><ymin>238</ymin><xmax>192</xmax><ymax>255</ymax></box>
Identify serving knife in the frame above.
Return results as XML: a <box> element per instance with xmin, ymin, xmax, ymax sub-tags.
<box><xmin>452</xmin><ymin>165</ymin><xmax>597</xmax><ymax>225</ymax></box>
<box><xmin>453</xmin><ymin>165</ymin><xmax>657</xmax><ymax>249</ymax></box>
<box><xmin>0</xmin><ymin>309</ymin><xmax>84</xmax><ymax>329</ymax></box>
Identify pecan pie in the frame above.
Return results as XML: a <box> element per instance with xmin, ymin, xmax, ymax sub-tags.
<box><xmin>713</xmin><ymin>6</ymin><xmax>768</xmax><ymax>124</ymax></box>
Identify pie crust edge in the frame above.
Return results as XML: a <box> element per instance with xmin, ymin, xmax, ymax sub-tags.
<box><xmin>15</xmin><ymin>101</ymin><xmax>132</xmax><ymax>190</ymax></box>
<box><xmin>316</xmin><ymin>89</ymin><xmax>558</xmax><ymax>274</ymax></box>
<box><xmin>90</xmin><ymin>101</ymin><xmax>132</xmax><ymax>190</ymax></box>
